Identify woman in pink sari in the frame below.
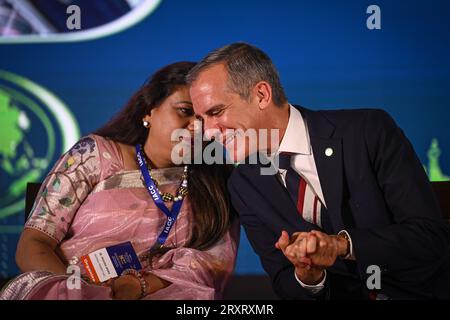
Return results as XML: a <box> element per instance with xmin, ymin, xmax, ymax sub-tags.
<box><xmin>0</xmin><ymin>62</ymin><xmax>239</xmax><ymax>300</ymax></box>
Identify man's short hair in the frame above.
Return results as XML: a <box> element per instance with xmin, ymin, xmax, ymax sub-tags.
<box><xmin>187</xmin><ymin>42</ymin><xmax>287</xmax><ymax>106</ymax></box>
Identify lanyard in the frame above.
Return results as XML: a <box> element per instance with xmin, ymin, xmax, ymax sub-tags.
<box><xmin>136</xmin><ymin>144</ymin><xmax>184</xmax><ymax>251</ymax></box>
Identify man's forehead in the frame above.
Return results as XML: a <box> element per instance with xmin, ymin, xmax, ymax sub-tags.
<box><xmin>191</xmin><ymin>68</ymin><xmax>229</xmax><ymax>113</ymax></box>
<box><xmin>194</xmin><ymin>64</ymin><xmax>229</xmax><ymax>88</ymax></box>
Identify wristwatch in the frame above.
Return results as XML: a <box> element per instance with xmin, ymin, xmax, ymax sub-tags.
<box><xmin>337</xmin><ymin>230</ymin><xmax>351</xmax><ymax>259</ymax></box>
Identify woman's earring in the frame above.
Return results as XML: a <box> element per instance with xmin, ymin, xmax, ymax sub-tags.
<box><xmin>143</xmin><ymin>120</ymin><xmax>150</xmax><ymax>128</ymax></box>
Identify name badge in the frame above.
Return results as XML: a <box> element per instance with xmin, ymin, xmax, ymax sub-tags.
<box><xmin>81</xmin><ymin>241</ymin><xmax>142</xmax><ymax>283</ymax></box>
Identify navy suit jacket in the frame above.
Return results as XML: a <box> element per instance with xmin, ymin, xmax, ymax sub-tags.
<box><xmin>228</xmin><ymin>106</ymin><xmax>450</xmax><ymax>299</ymax></box>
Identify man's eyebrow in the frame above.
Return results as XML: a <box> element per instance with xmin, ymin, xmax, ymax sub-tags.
<box><xmin>205</xmin><ymin>104</ymin><xmax>225</xmax><ymax>116</ymax></box>
<box><xmin>173</xmin><ymin>100</ymin><xmax>193</xmax><ymax>105</ymax></box>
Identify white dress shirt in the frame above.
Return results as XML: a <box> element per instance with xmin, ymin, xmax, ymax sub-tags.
<box><xmin>277</xmin><ymin>105</ymin><xmax>326</xmax><ymax>207</ymax></box>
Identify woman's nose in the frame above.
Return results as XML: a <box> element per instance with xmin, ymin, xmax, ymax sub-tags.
<box><xmin>187</xmin><ymin>116</ymin><xmax>199</xmax><ymax>131</ymax></box>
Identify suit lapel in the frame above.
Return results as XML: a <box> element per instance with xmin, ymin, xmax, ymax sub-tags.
<box><xmin>299</xmin><ymin>107</ymin><xmax>345</xmax><ymax>233</ymax></box>
<box><xmin>238</xmin><ymin>163</ymin><xmax>318</xmax><ymax>233</ymax></box>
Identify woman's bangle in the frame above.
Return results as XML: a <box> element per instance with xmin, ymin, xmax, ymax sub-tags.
<box><xmin>121</xmin><ymin>269</ymin><xmax>149</xmax><ymax>298</ymax></box>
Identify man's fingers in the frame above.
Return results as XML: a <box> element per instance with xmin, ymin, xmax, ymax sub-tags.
<box><xmin>291</xmin><ymin>232</ymin><xmax>318</xmax><ymax>255</ymax></box>
<box><xmin>310</xmin><ymin>230</ymin><xmax>329</xmax><ymax>248</ymax></box>
<box><xmin>310</xmin><ymin>230</ymin><xmax>327</xmax><ymax>240</ymax></box>
<box><xmin>275</xmin><ymin>230</ymin><xmax>290</xmax><ymax>252</ymax></box>
<box><xmin>298</xmin><ymin>256</ymin><xmax>312</xmax><ymax>266</ymax></box>
<box><xmin>292</xmin><ymin>232</ymin><xmax>309</xmax><ymax>237</ymax></box>
<box><xmin>306</xmin><ymin>234</ymin><xmax>317</xmax><ymax>254</ymax></box>
<box><xmin>291</xmin><ymin>232</ymin><xmax>309</xmax><ymax>244</ymax></box>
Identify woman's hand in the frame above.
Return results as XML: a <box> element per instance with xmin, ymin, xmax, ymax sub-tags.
<box><xmin>109</xmin><ymin>275</ymin><xmax>142</xmax><ymax>300</ymax></box>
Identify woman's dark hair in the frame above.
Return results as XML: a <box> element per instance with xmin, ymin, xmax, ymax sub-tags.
<box><xmin>95</xmin><ymin>61</ymin><xmax>196</xmax><ymax>146</ymax></box>
<box><xmin>95</xmin><ymin>61</ymin><xmax>234</xmax><ymax>260</ymax></box>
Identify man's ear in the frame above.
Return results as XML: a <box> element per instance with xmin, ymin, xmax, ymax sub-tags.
<box><xmin>254</xmin><ymin>81</ymin><xmax>272</xmax><ymax>110</ymax></box>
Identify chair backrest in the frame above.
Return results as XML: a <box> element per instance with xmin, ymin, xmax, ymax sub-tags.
<box><xmin>431</xmin><ymin>181</ymin><xmax>450</xmax><ymax>222</ymax></box>
<box><xmin>25</xmin><ymin>182</ymin><xmax>42</xmax><ymax>223</ymax></box>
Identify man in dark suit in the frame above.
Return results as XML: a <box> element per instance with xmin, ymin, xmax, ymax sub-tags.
<box><xmin>188</xmin><ymin>42</ymin><xmax>450</xmax><ymax>299</ymax></box>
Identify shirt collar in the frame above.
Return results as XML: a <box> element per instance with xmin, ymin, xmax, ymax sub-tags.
<box><xmin>277</xmin><ymin>104</ymin><xmax>311</xmax><ymax>155</ymax></box>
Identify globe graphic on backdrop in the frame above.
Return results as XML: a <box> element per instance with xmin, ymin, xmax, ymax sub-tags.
<box><xmin>0</xmin><ymin>70</ymin><xmax>80</xmax><ymax>278</ymax></box>
<box><xmin>0</xmin><ymin>86</ymin><xmax>53</xmax><ymax>219</ymax></box>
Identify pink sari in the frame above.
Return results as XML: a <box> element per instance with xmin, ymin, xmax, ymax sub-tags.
<box><xmin>0</xmin><ymin>135</ymin><xmax>239</xmax><ymax>300</ymax></box>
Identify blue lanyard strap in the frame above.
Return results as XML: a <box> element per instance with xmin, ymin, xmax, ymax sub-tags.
<box><xmin>136</xmin><ymin>144</ymin><xmax>184</xmax><ymax>250</ymax></box>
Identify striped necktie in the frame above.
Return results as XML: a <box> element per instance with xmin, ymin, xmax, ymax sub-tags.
<box><xmin>278</xmin><ymin>152</ymin><xmax>323</xmax><ymax>228</ymax></box>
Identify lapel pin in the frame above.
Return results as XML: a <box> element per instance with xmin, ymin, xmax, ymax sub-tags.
<box><xmin>325</xmin><ymin>147</ymin><xmax>333</xmax><ymax>157</ymax></box>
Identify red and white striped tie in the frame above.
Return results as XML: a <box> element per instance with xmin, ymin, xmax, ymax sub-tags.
<box><xmin>278</xmin><ymin>153</ymin><xmax>322</xmax><ymax>228</ymax></box>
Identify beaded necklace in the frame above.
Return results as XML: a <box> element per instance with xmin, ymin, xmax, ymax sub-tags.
<box><xmin>140</xmin><ymin>144</ymin><xmax>188</xmax><ymax>202</ymax></box>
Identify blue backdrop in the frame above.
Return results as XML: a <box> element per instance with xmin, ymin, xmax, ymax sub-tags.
<box><xmin>1</xmin><ymin>0</ymin><xmax>449</xmax><ymax>277</ymax></box>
